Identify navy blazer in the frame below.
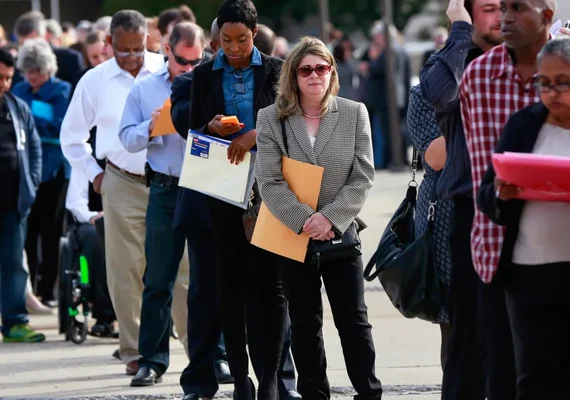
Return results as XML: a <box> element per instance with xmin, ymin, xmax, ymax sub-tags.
<box><xmin>477</xmin><ymin>102</ymin><xmax>549</xmax><ymax>277</ymax></box>
<box><xmin>173</xmin><ymin>52</ymin><xmax>283</xmax><ymax>229</ymax></box>
<box><xmin>52</xmin><ymin>46</ymin><xmax>86</xmax><ymax>85</ymax></box>
<box><xmin>3</xmin><ymin>92</ymin><xmax>42</xmax><ymax>217</ymax></box>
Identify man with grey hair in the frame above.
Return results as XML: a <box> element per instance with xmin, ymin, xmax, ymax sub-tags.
<box><xmin>45</xmin><ymin>19</ymin><xmax>63</xmax><ymax>47</ymax></box>
<box><xmin>60</xmin><ymin>9</ymin><xmax>166</xmax><ymax>376</ymax></box>
<box><xmin>118</xmin><ymin>21</ymin><xmax>205</xmax><ymax>386</ymax></box>
<box><xmin>13</xmin><ymin>11</ymin><xmax>84</xmax><ymax>85</ymax></box>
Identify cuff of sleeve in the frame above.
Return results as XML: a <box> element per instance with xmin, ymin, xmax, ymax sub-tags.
<box><xmin>449</xmin><ymin>21</ymin><xmax>475</xmax><ymax>38</ymax></box>
<box><xmin>86</xmin><ymin>161</ymin><xmax>105</xmax><ymax>183</ymax></box>
<box><xmin>319</xmin><ymin>206</ymin><xmax>351</xmax><ymax>234</ymax></box>
<box><xmin>288</xmin><ymin>204</ymin><xmax>316</xmax><ymax>234</ymax></box>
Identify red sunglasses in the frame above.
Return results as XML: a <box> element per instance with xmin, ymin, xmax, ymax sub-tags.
<box><xmin>296</xmin><ymin>64</ymin><xmax>332</xmax><ymax>78</ymax></box>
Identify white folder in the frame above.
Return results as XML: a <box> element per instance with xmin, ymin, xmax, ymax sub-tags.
<box><xmin>179</xmin><ymin>131</ymin><xmax>256</xmax><ymax>209</ymax></box>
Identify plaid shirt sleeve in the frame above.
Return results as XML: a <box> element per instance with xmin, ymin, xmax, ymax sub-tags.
<box><xmin>460</xmin><ymin>64</ymin><xmax>505</xmax><ymax>284</ymax></box>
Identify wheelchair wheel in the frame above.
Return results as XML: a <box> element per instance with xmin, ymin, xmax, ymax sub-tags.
<box><xmin>68</xmin><ymin>319</ymin><xmax>88</xmax><ymax>344</ymax></box>
<box><xmin>58</xmin><ymin>236</ymin><xmax>73</xmax><ymax>337</ymax></box>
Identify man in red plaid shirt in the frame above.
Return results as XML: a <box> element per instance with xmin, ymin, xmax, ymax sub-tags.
<box><xmin>460</xmin><ymin>0</ymin><xmax>556</xmax><ymax>396</ymax></box>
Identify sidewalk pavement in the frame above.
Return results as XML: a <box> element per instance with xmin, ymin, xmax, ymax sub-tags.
<box><xmin>0</xmin><ymin>171</ymin><xmax>443</xmax><ymax>399</ymax></box>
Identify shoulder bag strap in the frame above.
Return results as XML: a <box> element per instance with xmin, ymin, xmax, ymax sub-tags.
<box><xmin>280</xmin><ymin>118</ymin><xmax>289</xmax><ymax>157</ymax></box>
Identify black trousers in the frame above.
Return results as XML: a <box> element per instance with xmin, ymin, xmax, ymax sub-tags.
<box><xmin>507</xmin><ymin>262</ymin><xmax>570</xmax><ymax>400</ymax></box>
<box><xmin>180</xmin><ymin>192</ymin><xmax>286</xmax><ymax>398</ymax></box>
<box><xmin>442</xmin><ymin>197</ymin><xmax>516</xmax><ymax>400</ymax></box>
<box><xmin>277</xmin><ymin>254</ymin><xmax>383</xmax><ymax>400</ymax></box>
<box><xmin>25</xmin><ymin>168</ymin><xmax>68</xmax><ymax>300</ymax></box>
<box><xmin>208</xmin><ymin>199</ymin><xmax>286</xmax><ymax>384</ymax></box>
<box><xmin>75</xmin><ymin>223</ymin><xmax>115</xmax><ymax>322</ymax></box>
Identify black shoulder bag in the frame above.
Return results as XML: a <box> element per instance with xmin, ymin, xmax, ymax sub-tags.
<box><xmin>279</xmin><ymin>119</ymin><xmax>362</xmax><ymax>266</ymax></box>
<box><xmin>362</xmin><ymin>148</ymin><xmax>443</xmax><ymax>323</ymax></box>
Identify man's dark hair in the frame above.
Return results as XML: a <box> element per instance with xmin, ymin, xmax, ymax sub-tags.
<box><xmin>333</xmin><ymin>42</ymin><xmax>346</xmax><ymax>63</ymax></box>
<box><xmin>465</xmin><ymin>0</ymin><xmax>474</xmax><ymax>20</ymax></box>
<box><xmin>217</xmin><ymin>0</ymin><xmax>258</xmax><ymax>33</ymax></box>
<box><xmin>254</xmin><ymin>24</ymin><xmax>275</xmax><ymax>55</ymax></box>
<box><xmin>110</xmin><ymin>10</ymin><xmax>147</xmax><ymax>37</ymax></box>
<box><xmin>61</xmin><ymin>21</ymin><xmax>74</xmax><ymax>33</ymax></box>
<box><xmin>169</xmin><ymin>22</ymin><xmax>205</xmax><ymax>48</ymax></box>
<box><xmin>14</xmin><ymin>11</ymin><xmax>46</xmax><ymax>38</ymax></box>
<box><xmin>158</xmin><ymin>6</ymin><xmax>196</xmax><ymax>36</ymax></box>
<box><xmin>0</xmin><ymin>48</ymin><xmax>15</xmax><ymax>68</ymax></box>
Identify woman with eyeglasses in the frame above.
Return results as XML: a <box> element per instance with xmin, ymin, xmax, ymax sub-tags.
<box><xmin>183</xmin><ymin>1</ymin><xmax>286</xmax><ymax>400</ymax></box>
<box><xmin>477</xmin><ymin>37</ymin><xmax>570</xmax><ymax>399</ymax></box>
<box><xmin>255</xmin><ymin>36</ymin><xmax>383</xmax><ymax>400</ymax></box>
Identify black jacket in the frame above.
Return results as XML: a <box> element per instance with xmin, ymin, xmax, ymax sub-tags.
<box><xmin>477</xmin><ymin>102</ymin><xmax>549</xmax><ymax>274</ymax></box>
<box><xmin>173</xmin><ymin>52</ymin><xmax>283</xmax><ymax>229</ymax></box>
<box><xmin>170</xmin><ymin>52</ymin><xmax>213</xmax><ymax>139</ymax></box>
<box><xmin>52</xmin><ymin>46</ymin><xmax>86</xmax><ymax>85</ymax></box>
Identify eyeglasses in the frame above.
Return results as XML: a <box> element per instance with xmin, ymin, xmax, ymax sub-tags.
<box><xmin>171</xmin><ymin>47</ymin><xmax>203</xmax><ymax>67</ymax></box>
<box><xmin>114</xmin><ymin>47</ymin><xmax>145</xmax><ymax>58</ymax></box>
<box><xmin>534</xmin><ymin>81</ymin><xmax>570</xmax><ymax>94</ymax></box>
<box><xmin>296</xmin><ymin>64</ymin><xmax>332</xmax><ymax>78</ymax></box>
<box><xmin>233</xmin><ymin>70</ymin><xmax>245</xmax><ymax>94</ymax></box>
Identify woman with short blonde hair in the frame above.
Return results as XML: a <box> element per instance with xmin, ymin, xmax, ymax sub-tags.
<box><xmin>255</xmin><ymin>36</ymin><xmax>383</xmax><ymax>400</ymax></box>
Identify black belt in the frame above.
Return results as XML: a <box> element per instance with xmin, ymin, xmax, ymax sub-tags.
<box><xmin>150</xmin><ymin>170</ymin><xmax>179</xmax><ymax>186</ymax></box>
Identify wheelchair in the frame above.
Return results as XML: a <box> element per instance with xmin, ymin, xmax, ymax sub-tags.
<box><xmin>57</xmin><ymin>213</ymin><xmax>92</xmax><ymax>344</ymax></box>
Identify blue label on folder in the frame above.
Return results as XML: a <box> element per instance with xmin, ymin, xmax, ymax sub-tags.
<box><xmin>190</xmin><ymin>137</ymin><xmax>210</xmax><ymax>159</ymax></box>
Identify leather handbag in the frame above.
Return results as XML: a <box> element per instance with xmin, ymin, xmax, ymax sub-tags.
<box><xmin>278</xmin><ymin>119</ymin><xmax>361</xmax><ymax>265</ymax></box>
<box><xmin>362</xmin><ymin>149</ymin><xmax>443</xmax><ymax>323</ymax></box>
<box><xmin>243</xmin><ymin>181</ymin><xmax>261</xmax><ymax>242</ymax></box>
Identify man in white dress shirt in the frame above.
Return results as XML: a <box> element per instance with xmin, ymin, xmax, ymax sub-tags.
<box><xmin>60</xmin><ymin>10</ymin><xmax>169</xmax><ymax>375</ymax></box>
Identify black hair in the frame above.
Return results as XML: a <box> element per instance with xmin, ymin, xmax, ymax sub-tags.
<box><xmin>61</xmin><ymin>21</ymin><xmax>74</xmax><ymax>32</ymax></box>
<box><xmin>254</xmin><ymin>24</ymin><xmax>275</xmax><ymax>55</ymax></box>
<box><xmin>465</xmin><ymin>0</ymin><xmax>474</xmax><ymax>20</ymax></box>
<box><xmin>110</xmin><ymin>10</ymin><xmax>147</xmax><ymax>36</ymax></box>
<box><xmin>217</xmin><ymin>0</ymin><xmax>258</xmax><ymax>33</ymax></box>
<box><xmin>158</xmin><ymin>6</ymin><xmax>196</xmax><ymax>36</ymax></box>
<box><xmin>0</xmin><ymin>48</ymin><xmax>15</xmax><ymax>68</ymax></box>
<box><xmin>333</xmin><ymin>42</ymin><xmax>346</xmax><ymax>63</ymax></box>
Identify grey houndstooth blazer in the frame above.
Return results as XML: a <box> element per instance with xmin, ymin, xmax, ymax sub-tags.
<box><xmin>255</xmin><ymin>96</ymin><xmax>375</xmax><ymax>235</ymax></box>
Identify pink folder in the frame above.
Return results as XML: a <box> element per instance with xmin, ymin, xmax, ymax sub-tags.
<box><xmin>492</xmin><ymin>152</ymin><xmax>570</xmax><ymax>202</ymax></box>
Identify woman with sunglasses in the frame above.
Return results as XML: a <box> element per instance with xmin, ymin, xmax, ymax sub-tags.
<box><xmin>477</xmin><ymin>37</ymin><xmax>570</xmax><ymax>399</ymax></box>
<box><xmin>183</xmin><ymin>1</ymin><xmax>286</xmax><ymax>400</ymax></box>
<box><xmin>255</xmin><ymin>36</ymin><xmax>383</xmax><ymax>400</ymax></box>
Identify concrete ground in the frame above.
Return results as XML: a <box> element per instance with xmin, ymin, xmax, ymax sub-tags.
<box><xmin>0</xmin><ymin>171</ymin><xmax>443</xmax><ymax>400</ymax></box>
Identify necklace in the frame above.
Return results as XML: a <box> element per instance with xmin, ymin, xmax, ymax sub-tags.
<box><xmin>301</xmin><ymin>108</ymin><xmax>323</xmax><ymax>119</ymax></box>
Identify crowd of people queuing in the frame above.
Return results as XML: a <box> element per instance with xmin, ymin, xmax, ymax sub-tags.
<box><xmin>0</xmin><ymin>0</ymin><xmax>569</xmax><ymax>399</ymax></box>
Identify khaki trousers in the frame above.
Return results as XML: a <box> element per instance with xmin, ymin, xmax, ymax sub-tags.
<box><xmin>101</xmin><ymin>165</ymin><xmax>189</xmax><ymax>364</ymax></box>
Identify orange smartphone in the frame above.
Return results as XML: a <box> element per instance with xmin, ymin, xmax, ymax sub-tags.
<box><xmin>221</xmin><ymin>116</ymin><xmax>240</xmax><ymax>125</ymax></box>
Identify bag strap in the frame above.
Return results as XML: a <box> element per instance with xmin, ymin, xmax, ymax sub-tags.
<box><xmin>280</xmin><ymin>118</ymin><xmax>289</xmax><ymax>157</ymax></box>
<box><xmin>410</xmin><ymin>147</ymin><xmax>420</xmax><ymax>187</ymax></box>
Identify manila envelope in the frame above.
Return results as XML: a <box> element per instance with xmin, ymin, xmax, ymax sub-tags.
<box><xmin>151</xmin><ymin>98</ymin><xmax>176</xmax><ymax>137</ymax></box>
<box><xmin>251</xmin><ymin>156</ymin><xmax>324</xmax><ymax>262</ymax></box>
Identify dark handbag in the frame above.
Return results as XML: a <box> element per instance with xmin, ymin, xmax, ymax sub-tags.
<box><xmin>278</xmin><ymin>119</ymin><xmax>361</xmax><ymax>265</ymax></box>
<box><xmin>243</xmin><ymin>181</ymin><xmax>261</xmax><ymax>242</ymax></box>
<box><xmin>362</xmin><ymin>148</ymin><xmax>443</xmax><ymax>323</ymax></box>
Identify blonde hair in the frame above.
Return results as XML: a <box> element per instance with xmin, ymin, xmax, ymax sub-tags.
<box><xmin>275</xmin><ymin>36</ymin><xmax>339</xmax><ymax>119</ymax></box>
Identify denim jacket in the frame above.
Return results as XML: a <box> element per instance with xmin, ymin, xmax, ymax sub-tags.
<box><xmin>420</xmin><ymin>22</ymin><xmax>483</xmax><ymax>200</ymax></box>
<box><xmin>3</xmin><ymin>92</ymin><xmax>42</xmax><ymax>217</ymax></box>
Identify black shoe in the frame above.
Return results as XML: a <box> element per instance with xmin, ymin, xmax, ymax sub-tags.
<box><xmin>233</xmin><ymin>376</ymin><xmax>255</xmax><ymax>400</ymax></box>
<box><xmin>90</xmin><ymin>321</ymin><xmax>118</xmax><ymax>338</ymax></box>
<box><xmin>279</xmin><ymin>389</ymin><xmax>302</xmax><ymax>400</ymax></box>
<box><xmin>183</xmin><ymin>394</ymin><xmax>212</xmax><ymax>400</ymax></box>
<box><xmin>215</xmin><ymin>360</ymin><xmax>234</xmax><ymax>384</ymax></box>
<box><xmin>112</xmin><ymin>348</ymin><xmax>121</xmax><ymax>361</ymax></box>
<box><xmin>130</xmin><ymin>366</ymin><xmax>162</xmax><ymax>387</ymax></box>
